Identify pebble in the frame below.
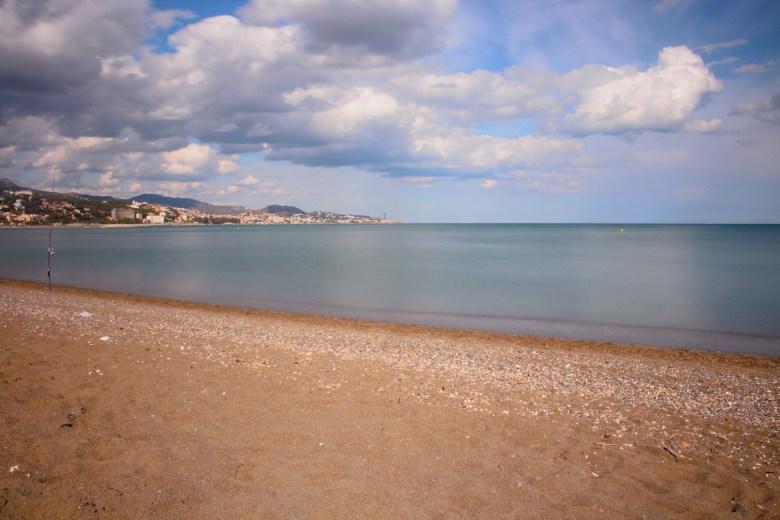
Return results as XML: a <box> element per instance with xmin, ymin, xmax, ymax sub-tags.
<box><xmin>2</xmin><ymin>284</ymin><xmax>778</xmax><ymax>471</ymax></box>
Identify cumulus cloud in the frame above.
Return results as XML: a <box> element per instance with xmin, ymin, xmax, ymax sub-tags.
<box><xmin>390</xmin><ymin>69</ymin><xmax>556</xmax><ymax>121</ymax></box>
<box><xmin>411</xmin><ymin>130</ymin><xmax>586</xmax><ymax>171</ymax></box>
<box><xmin>561</xmin><ymin>46</ymin><xmax>721</xmax><ymax>134</ymax></box>
<box><xmin>0</xmin><ymin>0</ymin><xmax>147</xmax><ymax>93</ymax></box>
<box><xmin>1</xmin><ymin>121</ymin><xmax>246</xmax><ymax>194</ymax></box>
<box><xmin>286</xmin><ymin>85</ymin><xmax>403</xmax><ymax>140</ymax></box>
<box><xmin>162</xmin><ymin>143</ymin><xmax>237</xmax><ymax>176</ymax></box>
<box><xmin>238</xmin><ymin>0</ymin><xmax>456</xmax><ymax>59</ymax></box>
<box><xmin>0</xmin><ymin>0</ymin><xmax>730</xmax><ymax>200</ymax></box>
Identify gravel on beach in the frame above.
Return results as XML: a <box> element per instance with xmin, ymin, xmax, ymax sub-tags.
<box><xmin>1</xmin><ymin>280</ymin><xmax>778</xmax><ymax>517</ymax></box>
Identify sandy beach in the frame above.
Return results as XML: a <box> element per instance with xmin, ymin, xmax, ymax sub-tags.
<box><xmin>0</xmin><ymin>280</ymin><xmax>778</xmax><ymax>518</ymax></box>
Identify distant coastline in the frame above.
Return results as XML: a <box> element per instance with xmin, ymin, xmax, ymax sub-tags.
<box><xmin>0</xmin><ymin>221</ymin><xmax>401</xmax><ymax>229</ymax></box>
<box><xmin>1</xmin><ymin>177</ymin><xmax>399</xmax><ymax>226</ymax></box>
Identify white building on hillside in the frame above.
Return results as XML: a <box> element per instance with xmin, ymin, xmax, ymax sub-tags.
<box><xmin>144</xmin><ymin>214</ymin><xmax>165</xmax><ymax>225</ymax></box>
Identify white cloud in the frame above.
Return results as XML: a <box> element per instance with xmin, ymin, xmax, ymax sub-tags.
<box><xmin>390</xmin><ymin>69</ymin><xmax>556</xmax><ymax>121</ymax></box>
<box><xmin>290</xmin><ymin>86</ymin><xmax>402</xmax><ymax>139</ymax></box>
<box><xmin>156</xmin><ymin>180</ymin><xmax>203</xmax><ymax>195</ymax></box>
<box><xmin>412</xmin><ymin>130</ymin><xmax>586</xmax><ymax>171</ymax></box>
<box><xmin>479</xmin><ymin>179</ymin><xmax>497</xmax><ymax>190</ymax></box>
<box><xmin>0</xmin><ymin>2</ymin><xmax>736</xmax><ymax>201</ymax></box>
<box><xmin>683</xmin><ymin>118</ymin><xmax>723</xmax><ymax>133</ymax></box>
<box><xmin>163</xmin><ymin>144</ymin><xmax>217</xmax><ymax>175</ymax></box>
<box><xmin>217</xmin><ymin>159</ymin><xmax>239</xmax><ymax>174</ymax></box>
<box><xmin>697</xmin><ymin>39</ymin><xmax>749</xmax><ymax>54</ymax></box>
<box><xmin>217</xmin><ymin>180</ymin><xmax>286</xmax><ymax>197</ymax></box>
<box><xmin>733</xmin><ymin>61</ymin><xmax>778</xmax><ymax>74</ymax></box>
<box><xmin>561</xmin><ymin>46</ymin><xmax>721</xmax><ymax>134</ymax></box>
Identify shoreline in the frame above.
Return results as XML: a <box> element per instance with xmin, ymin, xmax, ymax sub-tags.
<box><xmin>3</xmin><ymin>278</ymin><xmax>778</xmax><ymax>365</ymax></box>
<box><xmin>1</xmin><ymin>280</ymin><xmax>778</xmax><ymax>516</ymax></box>
<box><xmin>0</xmin><ymin>221</ymin><xmax>402</xmax><ymax>229</ymax></box>
<box><xmin>1</xmin><ymin>278</ymin><xmax>778</xmax><ymax>360</ymax></box>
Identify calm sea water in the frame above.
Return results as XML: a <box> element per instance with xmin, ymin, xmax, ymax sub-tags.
<box><xmin>2</xmin><ymin>224</ymin><xmax>779</xmax><ymax>355</ymax></box>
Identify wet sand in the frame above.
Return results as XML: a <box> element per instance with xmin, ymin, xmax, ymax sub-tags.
<box><xmin>1</xmin><ymin>280</ymin><xmax>778</xmax><ymax>518</ymax></box>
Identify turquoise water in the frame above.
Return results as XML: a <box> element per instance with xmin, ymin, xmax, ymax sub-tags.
<box><xmin>2</xmin><ymin>224</ymin><xmax>779</xmax><ymax>355</ymax></box>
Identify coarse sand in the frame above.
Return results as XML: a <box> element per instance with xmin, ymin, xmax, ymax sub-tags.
<box><xmin>0</xmin><ymin>280</ymin><xmax>778</xmax><ymax>518</ymax></box>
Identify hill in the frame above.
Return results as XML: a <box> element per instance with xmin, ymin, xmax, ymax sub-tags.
<box><xmin>1</xmin><ymin>177</ymin><xmax>398</xmax><ymax>225</ymax></box>
<box><xmin>1</xmin><ymin>178</ymin><xmax>307</xmax><ymax>215</ymax></box>
<box><xmin>0</xmin><ymin>178</ymin><xmax>21</xmax><ymax>191</ymax></box>
<box><xmin>262</xmin><ymin>205</ymin><xmax>305</xmax><ymax>216</ymax></box>
<box><xmin>132</xmin><ymin>193</ymin><xmax>246</xmax><ymax>215</ymax></box>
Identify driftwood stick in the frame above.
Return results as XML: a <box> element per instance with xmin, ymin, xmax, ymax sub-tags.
<box><xmin>663</xmin><ymin>446</ymin><xmax>679</xmax><ymax>462</ymax></box>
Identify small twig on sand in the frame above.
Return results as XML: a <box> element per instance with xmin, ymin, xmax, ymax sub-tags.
<box><xmin>593</xmin><ymin>442</ymin><xmax>618</xmax><ymax>447</ymax></box>
<box><xmin>663</xmin><ymin>446</ymin><xmax>679</xmax><ymax>463</ymax></box>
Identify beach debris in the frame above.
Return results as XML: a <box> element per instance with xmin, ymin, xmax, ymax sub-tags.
<box><xmin>591</xmin><ymin>472</ymin><xmax>599</xmax><ymax>477</ymax></box>
<box><xmin>318</xmin><ymin>442</ymin><xmax>326</xmax><ymax>447</ymax></box>
<box><xmin>99</xmin><ymin>336</ymin><xmax>110</xmax><ymax>342</ymax></box>
<box><xmin>79</xmin><ymin>311</ymin><xmax>92</xmax><ymax>318</ymax></box>
<box><xmin>60</xmin><ymin>423</ymin><xmax>73</xmax><ymax>428</ymax></box>
<box><xmin>729</xmin><ymin>498</ymin><xmax>747</xmax><ymax>516</ymax></box>
<box><xmin>662</xmin><ymin>446</ymin><xmax>680</xmax><ymax>463</ymax></box>
<box><xmin>8</xmin><ymin>465</ymin><xmax>20</xmax><ymax>473</ymax></box>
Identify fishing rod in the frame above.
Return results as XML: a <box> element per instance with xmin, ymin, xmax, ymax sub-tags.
<box><xmin>47</xmin><ymin>171</ymin><xmax>55</xmax><ymax>292</ymax></box>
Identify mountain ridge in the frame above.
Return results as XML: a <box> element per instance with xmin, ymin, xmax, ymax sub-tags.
<box><xmin>0</xmin><ymin>178</ymin><xmax>305</xmax><ymax>215</ymax></box>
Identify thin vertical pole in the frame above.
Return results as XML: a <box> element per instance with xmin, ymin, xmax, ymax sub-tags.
<box><xmin>47</xmin><ymin>173</ymin><xmax>55</xmax><ymax>292</ymax></box>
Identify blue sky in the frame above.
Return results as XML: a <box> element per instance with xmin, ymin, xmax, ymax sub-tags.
<box><xmin>1</xmin><ymin>0</ymin><xmax>778</xmax><ymax>222</ymax></box>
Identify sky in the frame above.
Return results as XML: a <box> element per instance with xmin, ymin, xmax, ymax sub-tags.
<box><xmin>0</xmin><ymin>0</ymin><xmax>779</xmax><ymax>222</ymax></box>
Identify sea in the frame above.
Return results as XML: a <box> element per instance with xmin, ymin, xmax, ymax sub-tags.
<box><xmin>2</xmin><ymin>224</ymin><xmax>779</xmax><ymax>356</ymax></box>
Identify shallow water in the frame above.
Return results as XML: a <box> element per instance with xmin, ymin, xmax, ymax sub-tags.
<box><xmin>2</xmin><ymin>224</ymin><xmax>779</xmax><ymax>355</ymax></box>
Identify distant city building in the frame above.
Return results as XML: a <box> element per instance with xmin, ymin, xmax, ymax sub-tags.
<box><xmin>239</xmin><ymin>214</ymin><xmax>259</xmax><ymax>224</ymax></box>
<box><xmin>111</xmin><ymin>208</ymin><xmax>137</xmax><ymax>220</ymax></box>
<box><xmin>144</xmin><ymin>214</ymin><xmax>165</xmax><ymax>225</ymax></box>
